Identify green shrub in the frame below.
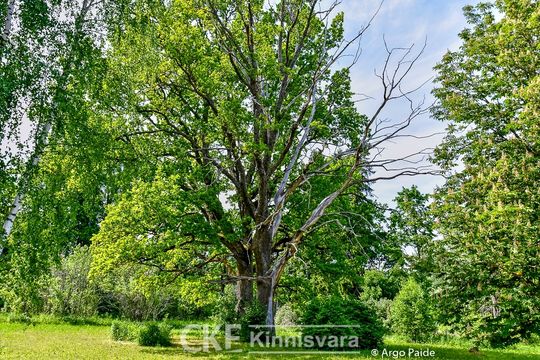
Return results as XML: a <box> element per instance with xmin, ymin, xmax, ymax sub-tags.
<box><xmin>390</xmin><ymin>278</ymin><xmax>435</xmax><ymax>342</ymax></box>
<box><xmin>46</xmin><ymin>246</ymin><xmax>99</xmax><ymax>317</ymax></box>
<box><xmin>95</xmin><ymin>265</ymin><xmax>179</xmax><ymax>321</ymax></box>
<box><xmin>239</xmin><ymin>302</ymin><xmax>267</xmax><ymax>342</ymax></box>
<box><xmin>275</xmin><ymin>303</ymin><xmax>298</xmax><ymax>326</ymax></box>
<box><xmin>6</xmin><ymin>313</ymin><xmax>33</xmax><ymax>325</ymax></box>
<box><xmin>214</xmin><ymin>288</ymin><xmax>269</xmax><ymax>343</ymax></box>
<box><xmin>0</xmin><ymin>277</ymin><xmax>48</xmax><ymax>314</ymax></box>
<box><xmin>137</xmin><ymin>322</ymin><xmax>172</xmax><ymax>347</ymax></box>
<box><xmin>110</xmin><ymin>320</ymin><xmax>139</xmax><ymax>341</ymax></box>
<box><xmin>369</xmin><ymin>298</ymin><xmax>393</xmax><ymax>331</ymax></box>
<box><xmin>361</xmin><ymin>269</ymin><xmax>402</xmax><ymax>301</ymax></box>
<box><xmin>215</xmin><ymin>285</ymin><xmax>239</xmax><ymax>325</ymax></box>
<box><xmin>527</xmin><ymin>333</ymin><xmax>540</xmax><ymax>345</ymax></box>
<box><xmin>300</xmin><ymin>296</ymin><xmax>384</xmax><ymax>350</ymax></box>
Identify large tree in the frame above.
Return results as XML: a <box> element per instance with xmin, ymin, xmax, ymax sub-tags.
<box><xmin>389</xmin><ymin>186</ymin><xmax>435</xmax><ymax>277</ymax></box>
<box><xmin>0</xmin><ymin>0</ymin><xmax>136</xmax><ymax>311</ymax></box>
<box><xmin>90</xmin><ymin>0</ymin><xmax>432</xmax><ymax>326</ymax></box>
<box><xmin>432</xmin><ymin>0</ymin><xmax>540</xmax><ymax>347</ymax></box>
<box><xmin>1</xmin><ymin>0</ymin><xmax>118</xmax><ymax>243</ymax></box>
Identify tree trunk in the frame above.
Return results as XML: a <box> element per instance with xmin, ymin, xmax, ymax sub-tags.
<box><xmin>253</xmin><ymin>227</ymin><xmax>276</xmax><ymax>335</ymax></box>
<box><xmin>2</xmin><ymin>193</ymin><xmax>21</xmax><ymax>237</ymax></box>
<box><xmin>2</xmin><ymin>0</ymin><xmax>15</xmax><ymax>42</ymax></box>
<box><xmin>0</xmin><ymin>0</ymin><xmax>17</xmax><ymax>251</ymax></box>
<box><xmin>235</xmin><ymin>257</ymin><xmax>253</xmax><ymax>314</ymax></box>
<box><xmin>257</xmin><ymin>277</ymin><xmax>275</xmax><ymax>324</ymax></box>
<box><xmin>1</xmin><ymin>122</ymin><xmax>52</xmax><ymax>253</ymax></box>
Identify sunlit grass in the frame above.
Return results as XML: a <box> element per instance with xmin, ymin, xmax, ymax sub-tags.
<box><xmin>0</xmin><ymin>320</ymin><xmax>539</xmax><ymax>359</ymax></box>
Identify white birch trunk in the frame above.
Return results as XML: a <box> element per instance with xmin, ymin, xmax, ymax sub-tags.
<box><xmin>2</xmin><ymin>0</ymin><xmax>16</xmax><ymax>42</ymax></box>
<box><xmin>2</xmin><ymin>193</ymin><xmax>21</xmax><ymax>237</ymax></box>
<box><xmin>1</xmin><ymin>122</ymin><xmax>52</xmax><ymax>250</ymax></box>
<box><xmin>0</xmin><ymin>0</ymin><xmax>17</xmax><ymax>252</ymax></box>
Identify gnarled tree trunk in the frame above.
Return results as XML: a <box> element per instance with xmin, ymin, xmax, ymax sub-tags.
<box><xmin>235</xmin><ymin>256</ymin><xmax>254</xmax><ymax>314</ymax></box>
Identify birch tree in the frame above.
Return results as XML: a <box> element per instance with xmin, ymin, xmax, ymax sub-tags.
<box><xmin>0</xmin><ymin>0</ymin><xmax>15</xmax><ymax>240</ymax></box>
<box><xmin>0</xmin><ymin>1</ymin><xmax>136</xmax><ymax>312</ymax></box>
<box><xmin>1</xmin><ymin>0</ymin><xmax>107</xmax><ymax>246</ymax></box>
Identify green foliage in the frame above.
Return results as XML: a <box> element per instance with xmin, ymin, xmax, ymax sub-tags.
<box><xmin>359</xmin><ymin>269</ymin><xmax>404</xmax><ymax>331</ymax></box>
<box><xmin>360</xmin><ymin>269</ymin><xmax>402</xmax><ymax>302</ymax></box>
<box><xmin>275</xmin><ymin>303</ymin><xmax>298</xmax><ymax>327</ymax></box>
<box><xmin>300</xmin><ymin>296</ymin><xmax>384</xmax><ymax>349</ymax></box>
<box><xmin>19</xmin><ymin>0</ymin><xmax>51</xmax><ymax>32</ymax></box>
<box><xmin>278</xmin><ymin>197</ymin><xmax>389</xmax><ymax>305</ymax></box>
<box><xmin>45</xmin><ymin>246</ymin><xmax>98</xmax><ymax>317</ymax></box>
<box><xmin>528</xmin><ymin>334</ymin><xmax>540</xmax><ymax>346</ymax></box>
<box><xmin>214</xmin><ymin>289</ymin><xmax>267</xmax><ymax>342</ymax></box>
<box><xmin>2</xmin><ymin>313</ymin><xmax>112</xmax><ymax>327</ymax></box>
<box><xmin>432</xmin><ymin>0</ymin><xmax>540</xmax><ymax>347</ymax></box>
<box><xmin>110</xmin><ymin>320</ymin><xmax>139</xmax><ymax>342</ymax></box>
<box><xmin>111</xmin><ymin>320</ymin><xmax>172</xmax><ymax>346</ymax></box>
<box><xmin>94</xmin><ymin>264</ymin><xmax>182</xmax><ymax>321</ymax></box>
<box><xmin>372</xmin><ymin>298</ymin><xmax>393</xmax><ymax>332</ymax></box>
<box><xmin>389</xmin><ymin>186</ymin><xmax>435</xmax><ymax>275</ymax></box>
<box><xmin>214</xmin><ymin>285</ymin><xmax>239</xmax><ymax>325</ymax></box>
<box><xmin>238</xmin><ymin>302</ymin><xmax>267</xmax><ymax>343</ymax></box>
<box><xmin>0</xmin><ymin>0</ymin><xmax>124</xmax><ymax>317</ymax></box>
<box><xmin>90</xmin><ymin>173</ymin><xmax>223</xmax><ymax>282</ymax></box>
<box><xmin>1</xmin><ymin>248</ymin><xmax>183</xmax><ymax>321</ymax></box>
<box><xmin>137</xmin><ymin>322</ymin><xmax>172</xmax><ymax>347</ymax></box>
<box><xmin>6</xmin><ymin>313</ymin><xmax>33</xmax><ymax>325</ymax></box>
<box><xmin>0</xmin><ymin>268</ymin><xmax>49</xmax><ymax>314</ymax></box>
<box><xmin>390</xmin><ymin>278</ymin><xmax>435</xmax><ymax>342</ymax></box>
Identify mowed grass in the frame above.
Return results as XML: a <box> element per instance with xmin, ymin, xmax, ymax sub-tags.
<box><xmin>1</xmin><ymin>321</ymin><xmax>540</xmax><ymax>359</ymax></box>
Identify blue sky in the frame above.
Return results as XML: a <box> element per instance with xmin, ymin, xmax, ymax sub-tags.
<box><xmin>334</xmin><ymin>0</ymin><xmax>481</xmax><ymax>205</ymax></box>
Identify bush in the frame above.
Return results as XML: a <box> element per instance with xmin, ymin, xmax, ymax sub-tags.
<box><xmin>300</xmin><ymin>296</ymin><xmax>384</xmax><ymax>350</ymax></box>
<box><xmin>0</xmin><ymin>274</ymin><xmax>48</xmax><ymax>314</ymax></box>
<box><xmin>111</xmin><ymin>320</ymin><xmax>172</xmax><ymax>346</ymax></box>
<box><xmin>214</xmin><ymin>285</ymin><xmax>239</xmax><ymax>325</ymax></box>
<box><xmin>110</xmin><ymin>320</ymin><xmax>139</xmax><ymax>341</ymax></box>
<box><xmin>528</xmin><ymin>333</ymin><xmax>540</xmax><ymax>345</ymax></box>
<box><xmin>390</xmin><ymin>278</ymin><xmax>435</xmax><ymax>342</ymax></box>
<box><xmin>95</xmin><ymin>265</ymin><xmax>179</xmax><ymax>321</ymax></box>
<box><xmin>369</xmin><ymin>298</ymin><xmax>393</xmax><ymax>331</ymax></box>
<box><xmin>275</xmin><ymin>303</ymin><xmax>298</xmax><ymax>326</ymax></box>
<box><xmin>45</xmin><ymin>246</ymin><xmax>99</xmax><ymax>317</ymax></box>
<box><xmin>137</xmin><ymin>322</ymin><xmax>172</xmax><ymax>347</ymax></box>
<box><xmin>214</xmin><ymin>288</ymin><xmax>269</xmax><ymax>343</ymax></box>
<box><xmin>6</xmin><ymin>313</ymin><xmax>33</xmax><ymax>325</ymax></box>
<box><xmin>239</xmin><ymin>301</ymin><xmax>267</xmax><ymax>342</ymax></box>
<box><xmin>462</xmin><ymin>306</ymin><xmax>540</xmax><ymax>348</ymax></box>
<box><xmin>361</xmin><ymin>269</ymin><xmax>402</xmax><ymax>301</ymax></box>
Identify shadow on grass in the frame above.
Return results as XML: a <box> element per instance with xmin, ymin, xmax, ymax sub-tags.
<box><xmin>138</xmin><ymin>338</ymin><xmax>369</xmax><ymax>358</ymax></box>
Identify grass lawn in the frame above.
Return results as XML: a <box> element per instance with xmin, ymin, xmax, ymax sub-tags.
<box><xmin>1</xmin><ymin>321</ymin><xmax>539</xmax><ymax>359</ymax></box>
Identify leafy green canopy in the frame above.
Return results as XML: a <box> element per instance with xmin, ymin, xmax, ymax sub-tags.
<box><xmin>90</xmin><ymin>0</ymin><xmax>376</xmax><ymax>309</ymax></box>
<box><xmin>391</xmin><ymin>278</ymin><xmax>435</xmax><ymax>342</ymax></box>
<box><xmin>389</xmin><ymin>186</ymin><xmax>435</xmax><ymax>277</ymax></box>
<box><xmin>432</xmin><ymin>0</ymin><xmax>540</xmax><ymax>347</ymax></box>
<box><xmin>0</xmin><ymin>0</ymin><xmax>143</xmax><ymax>311</ymax></box>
